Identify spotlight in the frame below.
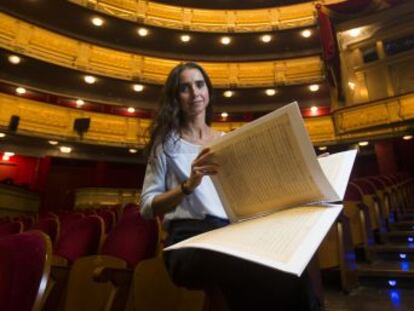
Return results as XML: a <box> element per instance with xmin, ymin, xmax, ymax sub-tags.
<box><xmin>84</xmin><ymin>75</ymin><xmax>96</xmax><ymax>84</ymax></box>
<box><xmin>8</xmin><ymin>55</ymin><xmax>21</xmax><ymax>64</ymax></box>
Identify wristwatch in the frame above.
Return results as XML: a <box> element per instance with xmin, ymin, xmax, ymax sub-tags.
<box><xmin>181</xmin><ymin>180</ymin><xmax>193</xmax><ymax>195</ymax></box>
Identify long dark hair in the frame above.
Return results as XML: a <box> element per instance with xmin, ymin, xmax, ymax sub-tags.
<box><xmin>144</xmin><ymin>62</ymin><xmax>214</xmax><ymax>159</ymax></box>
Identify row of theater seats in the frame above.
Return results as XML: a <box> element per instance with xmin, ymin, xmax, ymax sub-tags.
<box><xmin>0</xmin><ymin>204</ymin><xmax>171</xmax><ymax>311</ymax></box>
<box><xmin>317</xmin><ymin>172</ymin><xmax>414</xmax><ymax>292</ymax></box>
<box><xmin>1</xmin><ymin>172</ymin><xmax>413</xmax><ymax>311</ymax></box>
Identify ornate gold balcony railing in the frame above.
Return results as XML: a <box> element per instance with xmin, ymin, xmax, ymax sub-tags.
<box><xmin>0</xmin><ymin>13</ymin><xmax>324</xmax><ymax>87</ymax></box>
<box><xmin>1</xmin><ymin>92</ymin><xmax>413</xmax><ymax>148</ymax></box>
<box><xmin>68</xmin><ymin>0</ymin><xmax>345</xmax><ymax>32</ymax></box>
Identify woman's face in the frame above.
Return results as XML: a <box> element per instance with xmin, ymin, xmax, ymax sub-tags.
<box><xmin>178</xmin><ymin>68</ymin><xmax>210</xmax><ymax>119</ymax></box>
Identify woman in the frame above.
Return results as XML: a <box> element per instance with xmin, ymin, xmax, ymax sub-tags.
<box><xmin>141</xmin><ymin>62</ymin><xmax>320</xmax><ymax>310</ymax></box>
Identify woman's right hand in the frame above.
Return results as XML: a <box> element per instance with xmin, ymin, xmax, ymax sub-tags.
<box><xmin>185</xmin><ymin>148</ymin><xmax>219</xmax><ymax>192</ymax></box>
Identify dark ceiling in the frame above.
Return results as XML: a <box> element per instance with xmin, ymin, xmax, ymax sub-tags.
<box><xmin>0</xmin><ymin>0</ymin><xmax>321</xmax><ymax>62</ymax></box>
<box><xmin>150</xmin><ymin>0</ymin><xmax>311</xmax><ymax>10</ymax></box>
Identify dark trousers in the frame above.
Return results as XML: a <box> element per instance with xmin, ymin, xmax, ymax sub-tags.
<box><xmin>163</xmin><ymin>216</ymin><xmax>321</xmax><ymax>311</ymax></box>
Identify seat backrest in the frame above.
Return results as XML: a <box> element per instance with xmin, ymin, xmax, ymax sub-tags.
<box><xmin>101</xmin><ymin>210</ymin><xmax>158</xmax><ymax>268</ymax></box>
<box><xmin>54</xmin><ymin>216</ymin><xmax>104</xmax><ymax>264</ymax></box>
<box><xmin>58</xmin><ymin>212</ymin><xmax>84</xmax><ymax>237</ymax></box>
<box><xmin>344</xmin><ymin>183</ymin><xmax>363</xmax><ymax>201</ymax></box>
<box><xmin>33</xmin><ymin>217</ymin><xmax>60</xmax><ymax>245</ymax></box>
<box><xmin>96</xmin><ymin>209</ymin><xmax>116</xmax><ymax>233</ymax></box>
<box><xmin>0</xmin><ymin>230</ymin><xmax>52</xmax><ymax>311</ymax></box>
<box><xmin>0</xmin><ymin>221</ymin><xmax>23</xmax><ymax>238</ymax></box>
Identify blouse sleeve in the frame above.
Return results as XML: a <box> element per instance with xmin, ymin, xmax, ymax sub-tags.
<box><xmin>140</xmin><ymin>147</ymin><xmax>167</xmax><ymax>219</ymax></box>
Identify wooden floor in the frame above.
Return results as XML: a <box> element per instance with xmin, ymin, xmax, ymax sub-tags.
<box><xmin>324</xmin><ymin>287</ymin><xmax>414</xmax><ymax>311</ymax></box>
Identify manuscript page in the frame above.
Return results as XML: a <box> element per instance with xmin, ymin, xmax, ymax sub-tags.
<box><xmin>206</xmin><ymin>102</ymin><xmax>339</xmax><ymax>222</ymax></box>
<box><xmin>165</xmin><ymin>205</ymin><xmax>343</xmax><ymax>276</ymax></box>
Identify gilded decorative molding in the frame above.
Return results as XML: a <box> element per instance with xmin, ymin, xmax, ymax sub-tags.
<box><xmin>2</xmin><ymin>92</ymin><xmax>413</xmax><ymax>148</ymax></box>
<box><xmin>334</xmin><ymin>93</ymin><xmax>414</xmax><ymax>134</ymax></box>
<box><xmin>0</xmin><ymin>13</ymin><xmax>323</xmax><ymax>87</ymax></box>
<box><xmin>68</xmin><ymin>0</ymin><xmax>345</xmax><ymax>32</ymax></box>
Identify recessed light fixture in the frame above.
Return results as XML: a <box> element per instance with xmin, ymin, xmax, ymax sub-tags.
<box><xmin>261</xmin><ymin>35</ymin><xmax>272</xmax><ymax>43</ymax></box>
<box><xmin>309</xmin><ymin>84</ymin><xmax>320</xmax><ymax>92</ymax></box>
<box><xmin>48</xmin><ymin>140</ymin><xmax>59</xmax><ymax>145</ymax></box>
<box><xmin>403</xmin><ymin>135</ymin><xmax>413</xmax><ymax>140</ymax></box>
<box><xmin>132</xmin><ymin>84</ymin><xmax>144</xmax><ymax>92</ymax></box>
<box><xmin>60</xmin><ymin>146</ymin><xmax>72</xmax><ymax>153</ymax></box>
<box><xmin>76</xmin><ymin>99</ymin><xmax>85</xmax><ymax>107</ymax></box>
<box><xmin>265</xmin><ymin>89</ymin><xmax>277</xmax><ymax>96</ymax></box>
<box><xmin>180</xmin><ymin>35</ymin><xmax>191</xmax><ymax>42</ymax></box>
<box><xmin>137</xmin><ymin>28</ymin><xmax>148</xmax><ymax>37</ymax></box>
<box><xmin>0</xmin><ymin>133</ymin><xmax>6</xmax><ymax>138</ymax></box>
<box><xmin>349</xmin><ymin>28</ymin><xmax>362</xmax><ymax>38</ymax></box>
<box><xmin>16</xmin><ymin>87</ymin><xmax>26</xmax><ymax>94</ymax></box>
<box><xmin>358</xmin><ymin>141</ymin><xmax>369</xmax><ymax>146</ymax></box>
<box><xmin>129</xmin><ymin>148</ymin><xmax>138</xmax><ymax>154</ymax></box>
<box><xmin>310</xmin><ymin>106</ymin><xmax>318</xmax><ymax>113</ymax></box>
<box><xmin>223</xmin><ymin>90</ymin><xmax>233</xmax><ymax>98</ymax></box>
<box><xmin>220</xmin><ymin>37</ymin><xmax>231</xmax><ymax>45</ymax></box>
<box><xmin>318</xmin><ymin>146</ymin><xmax>327</xmax><ymax>151</ymax></box>
<box><xmin>301</xmin><ymin>29</ymin><xmax>312</xmax><ymax>38</ymax></box>
<box><xmin>84</xmin><ymin>75</ymin><xmax>96</xmax><ymax>84</ymax></box>
<box><xmin>221</xmin><ymin>112</ymin><xmax>229</xmax><ymax>118</ymax></box>
<box><xmin>127</xmin><ymin>107</ymin><xmax>136</xmax><ymax>113</ymax></box>
<box><xmin>91</xmin><ymin>17</ymin><xmax>104</xmax><ymax>27</ymax></box>
<box><xmin>8</xmin><ymin>55</ymin><xmax>21</xmax><ymax>64</ymax></box>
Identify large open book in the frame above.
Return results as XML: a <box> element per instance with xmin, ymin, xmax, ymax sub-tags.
<box><xmin>165</xmin><ymin>102</ymin><xmax>357</xmax><ymax>276</ymax></box>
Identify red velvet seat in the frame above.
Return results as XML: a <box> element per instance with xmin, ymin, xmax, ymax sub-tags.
<box><xmin>58</xmin><ymin>212</ymin><xmax>84</xmax><ymax>239</ymax></box>
<box><xmin>0</xmin><ymin>221</ymin><xmax>23</xmax><ymax>238</ymax></box>
<box><xmin>101</xmin><ymin>210</ymin><xmax>158</xmax><ymax>267</ymax></box>
<box><xmin>96</xmin><ymin>209</ymin><xmax>116</xmax><ymax>233</ymax></box>
<box><xmin>0</xmin><ymin>230</ymin><xmax>52</xmax><ymax>311</ymax></box>
<box><xmin>54</xmin><ymin>216</ymin><xmax>104</xmax><ymax>264</ymax></box>
<box><xmin>33</xmin><ymin>217</ymin><xmax>60</xmax><ymax>246</ymax></box>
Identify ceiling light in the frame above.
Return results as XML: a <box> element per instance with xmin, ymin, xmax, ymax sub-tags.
<box><xmin>261</xmin><ymin>35</ymin><xmax>272</xmax><ymax>43</ymax></box>
<box><xmin>220</xmin><ymin>37</ymin><xmax>231</xmax><ymax>45</ymax></box>
<box><xmin>129</xmin><ymin>148</ymin><xmax>138</xmax><ymax>154</ymax></box>
<box><xmin>265</xmin><ymin>89</ymin><xmax>277</xmax><ymax>96</ymax></box>
<box><xmin>16</xmin><ymin>87</ymin><xmax>26</xmax><ymax>94</ymax></box>
<box><xmin>91</xmin><ymin>17</ymin><xmax>104</xmax><ymax>27</ymax></box>
<box><xmin>48</xmin><ymin>140</ymin><xmax>59</xmax><ymax>145</ymax></box>
<box><xmin>318</xmin><ymin>146</ymin><xmax>327</xmax><ymax>151</ymax></box>
<box><xmin>76</xmin><ymin>99</ymin><xmax>85</xmax><ymax>107</ymax></box>
<box><xmin>4</xmin><ymin>152</ymin><xmax>15</xmax><ymax>157</ymax></box>
<box><xmin>127</xmin><ymin>107</ymin><xmax>135</xmax><ymax>113</ymax></box>
<box><xmin>180</xmin><ymin>35</ymin><xmax>191</xmax><ymax>42</ymax></box>
<box><xmin>223</xmin><ymin>90</ymin><xmax>233</xmax><ymax>98</ymax></box>
<box><xmin>137</xmin><ymin>28</ymin><xmax>148</xmax><ymax>37</ymax></box>
<box><xmin>60</xmin><ymin>146</ymin><xmax>72</xmax><ymax>153</ymax></box>
<box><xmin>8</xmin><ymin>55</ymin><xmax>21</xmax><ymax>64</ymax></box>
<box><xmin>221</xmin><ymin>112</ymin><xmax>229</xmax><ymax>118</ymax></box>
<box><xmin>309</xmin><ymin>84</ymin><xmax>320</xmax><ymax>92</ymax></box>
<box><xmin>0</xmin><ymin>133</ymin><xmax>6</xmax><ymax>138</ymax></box>
<box><xmin>301</xmin><ymin>29</ymin><xmax>312</xmax><ymax>38</ymax></box>
<box><xmin>348</xmin><ymin>82</ymin><xmax>356</xmax><ymax>90</ymax></box>
<box><xmin>349</xmin><ymin>28</ymin><xmax>361</xmax><ymax>38</ymax></box>
<box><xmin>310</xmin><ymin>106</ymin><xmax>318</xmax><ymax>113</ymax></box>
<box><xmin>403</xmin><ymin>135</ymin><xmax>413</xmax><ymax>141</ymax></box>
<box><xmin>358</xmin><ymin>141</ymin><xmax>369</xmax><ymax>147</ymax></box>
<box><xmin>133</xmin><ymin>84</ymin><xmax>144</xmax><ymax>92</ymax></box>
<box><xmin>84</xmin><ymin>75</ymin><xmax>96</xmax><ymax>84</ymax></box>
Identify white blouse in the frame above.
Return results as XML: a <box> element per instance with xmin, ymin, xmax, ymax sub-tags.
<box><xmin>140</xmin><ymin>132</ymin><xmax>228</xmax><ymax>227</ymax></box>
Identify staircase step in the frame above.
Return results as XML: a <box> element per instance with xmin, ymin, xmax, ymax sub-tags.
<box><xmin>382</xmin><ymin>231</ymin><xmax>414</xmax><ymax>243</ymax></box>
<box><xmin>357</xmin><ymin>261</ymin><xmax>414</xmax><ymax>288</ymax></box>
<box><xmin>390</xmin><ymin>220</ymin><xmax>414</xmax><ymax>231</ymax></box>
<box><xmin>370</xmin><ymin>244</ymin><xmax>414</xmax><ymax>261</ymax></box>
